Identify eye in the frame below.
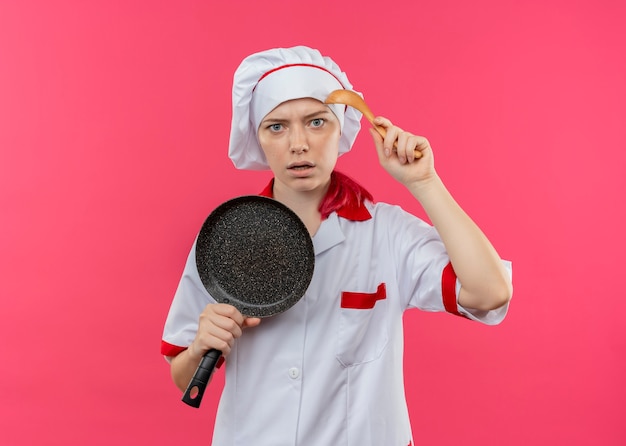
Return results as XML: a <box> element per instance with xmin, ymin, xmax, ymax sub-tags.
<box><xmin>310</xmin><ymin>118</ymin><xmax>324</xmax><ymax>128</ymax></box>
<box><xmin>268</xmin><ymin>123</ymin><xmax>283</xmax><ymax>132</ymax></box>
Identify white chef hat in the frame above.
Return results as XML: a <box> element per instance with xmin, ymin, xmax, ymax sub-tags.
<box><xmin>229</xmin><ymin>46</ymin><xmax>363</xmax><ymax>170</ymax></box>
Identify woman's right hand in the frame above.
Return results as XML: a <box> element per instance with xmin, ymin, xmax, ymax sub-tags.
<box><xmin>187</xmin><ymin>303</ymin><xmax>261</xmax><ymax>361</ymax></box>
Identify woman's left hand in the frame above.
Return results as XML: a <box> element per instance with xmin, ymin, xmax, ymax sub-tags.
<box><xmin>369</xmin><ymin>116</ymin><xmax>436</xmax><ymax>188</ymax></box>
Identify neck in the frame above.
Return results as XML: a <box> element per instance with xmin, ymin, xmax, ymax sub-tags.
<box><xmin>272</xmin><ymin>180</ymin><xmax>330</xmax><ymax>236</ymax></box>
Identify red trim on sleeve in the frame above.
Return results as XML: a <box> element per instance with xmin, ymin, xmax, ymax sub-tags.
<box><xmin>341</xmin><ymin>283</ymin><xmax>387</xmax><ymax>309</ymax></box>
<box><xmin>161</xmin><ymin>340</ymin><xmax>187</xmax><ymax>357</ymax></box>
<box><xmin>161</xmin><ymin>341</ymin><xmax>226</xmax><ymax>369</ymax></box>
<box><xmin>442</xmin><ymin>262</ymin><xmax>469</xmax><ymax>319</ymax></box>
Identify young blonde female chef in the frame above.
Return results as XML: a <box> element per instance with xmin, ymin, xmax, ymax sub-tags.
<box><xmin>161</xmin><ymin>46</ymin><xmax>513</xmax><ymax>446</ymax></box>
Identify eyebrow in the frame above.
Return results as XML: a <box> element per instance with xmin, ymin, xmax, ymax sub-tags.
<box><xmin>261</xmin><ymin>108</ymin><xmax>333</xmax><ymax>125</ymax></box>
<box><xmin>302</xmin><ymin>109</ymin><xmax>333</xmax><ymax>120</ymax></box>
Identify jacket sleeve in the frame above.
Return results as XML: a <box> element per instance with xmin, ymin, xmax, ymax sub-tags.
<box><xmin>161</xmin><ymin>238</ymin><xmax>215</xmax><ymax>356</ymax></box>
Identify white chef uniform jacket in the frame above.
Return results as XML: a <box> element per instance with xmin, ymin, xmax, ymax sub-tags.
<box><xmin>162</xmin><ymin>190</ymin><xmax>511</xmax><ymax>446</ymax></box>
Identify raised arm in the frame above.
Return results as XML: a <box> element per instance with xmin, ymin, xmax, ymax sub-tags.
<box><xmin>370</xmin><ymin>117</ymin><xmax>512</xmax><ymax>311</ymax></box>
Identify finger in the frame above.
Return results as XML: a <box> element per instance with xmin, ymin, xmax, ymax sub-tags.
<box><xmin>209</xmin><ymin>329</ymin><xmax>236</xmax><ymax>353</ymax></box>
<box><xmin>385</xmin><ymin>127</ymin><xmax>402</xmax><ymax>159</ymax></box>
<box><xmin>198</xmin><ymin>308</ymin><xmax>244</xmax><ymax>340</ymax></box>
<box><xmin>373</xmin><ymin>116</ymin><xmax>393</xmax><ymax>128</ymax></box>
<box><xmin>375</xmin><ymin>116</ymin><xmax>412</xmax><ymax>160</ymax></box>
<box><xmin>191</xmin><ymin>325</ymin><xmax>235</xmax><ymax>357</ymax></box>
<box><xmin>397</xmin><ymin>132</ymin><xmax>411</xmax><ymax>164</ymax></box>
<box><xmin>213</xmin><ymin>315</ymin><xmax>244</xmax><ymax>339</ymax></box>
<box><xmin>413</xmin><ymin>135</ymin><xmax>431</xmax><ymax>158</ymax></box>
<box><xmin>369</xmin><ymin>128</ymin><xmax>388</xmax><ymax>160</ymax></box>
<box><xmin>404</xmin><ymin>134</ymin><xmax>422</xmax><ymax>163</ymax></box>
<box><xmin>376</xmin><ymin>119</ymin><xmax>401</xmax><ymax>155</ymax></box>
<box><xmin>372</xmin><ymin>116</ymin><xmax>393</xmax><ymax>154</ymax></box>
<box><xmin>399</xmin><ymin>133</ymin><xmax>430</xmax><ymax>163</ymax></box>
<box><xmin>212</xmin><ymin>303</ymin><xmax>246</xmax><ymax>327</ymax></box>
<box><xmin>242</xmin><ymin>317</ymin><xmax>262</xmax><ymax>329</ymax></box>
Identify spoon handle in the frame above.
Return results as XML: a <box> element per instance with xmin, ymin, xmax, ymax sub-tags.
<box><xmin>325</xmin><ymin>90</ymin><xmax>422</xmax><ymax>159</ymax></box>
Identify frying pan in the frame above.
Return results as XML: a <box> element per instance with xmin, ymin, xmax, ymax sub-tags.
<box><xmin>182</xmin><ymin>195</ymin><xmax>315</xmax><ymax>408</ymax></box>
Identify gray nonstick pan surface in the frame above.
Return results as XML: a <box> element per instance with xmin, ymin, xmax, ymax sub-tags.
<box><xmin>182</xmin><ymin>195</ymin><xmax>314</xmax><ymax>407</ymax></box>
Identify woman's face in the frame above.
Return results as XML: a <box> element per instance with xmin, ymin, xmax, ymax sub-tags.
<box><xmin>257</xmin><ymin>98</ymin><xmax>341</xmax><ymax>196</ymax></box>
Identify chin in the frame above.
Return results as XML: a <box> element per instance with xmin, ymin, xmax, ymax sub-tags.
<box><xmin>289</xmin><ymin>177</ymin><xmax>329</xmax><ymax>193</ymax></box>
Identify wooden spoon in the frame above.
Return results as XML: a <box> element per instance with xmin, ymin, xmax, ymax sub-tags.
<box><xmin>325</xmin><ymin>89</ymin><xmax>422</xmax><ymax>159</ymax></box>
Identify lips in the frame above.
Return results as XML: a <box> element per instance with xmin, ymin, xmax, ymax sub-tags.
<box><xmin>286</xmin><ymin>161</ymin><xmax>315</xmax><ymax>178</ymax></box>
<box><xmin>287</xmin><ymin>161</ymin><xmax>314</xmax><ymax>171</ymax></box>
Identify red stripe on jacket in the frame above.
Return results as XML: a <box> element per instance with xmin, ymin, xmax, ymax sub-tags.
<box><xmin>442</xmin><ymin>262</ymin><xmax>469</xmax><ymax>319</ymax></box>
<box><xmin>160</xmin><ymin>341</ymin><xmax>225</xmax><ymax>368</ymax></box>
<box><xmin>341</xmin><ymin>283</ymin><xmax>387</xmax><ymax>309</ymax></box>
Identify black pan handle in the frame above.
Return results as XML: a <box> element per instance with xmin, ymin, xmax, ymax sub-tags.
<box><xmin>182</xmin><ymin>348</ymin><xmax>222</xmax><ymax>408</ymax></box>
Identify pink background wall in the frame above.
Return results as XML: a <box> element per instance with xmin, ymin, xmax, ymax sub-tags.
<box><xmin>1</xmin><ymin>0</ymin><xmax>624</xmax><ymax>444</ymax></box>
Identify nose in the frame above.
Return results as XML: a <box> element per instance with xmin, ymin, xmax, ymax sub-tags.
<box><xmin>289</xmin><ymin>127</ymin><xmax>309</xmax><ymax>154</ymax></box>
